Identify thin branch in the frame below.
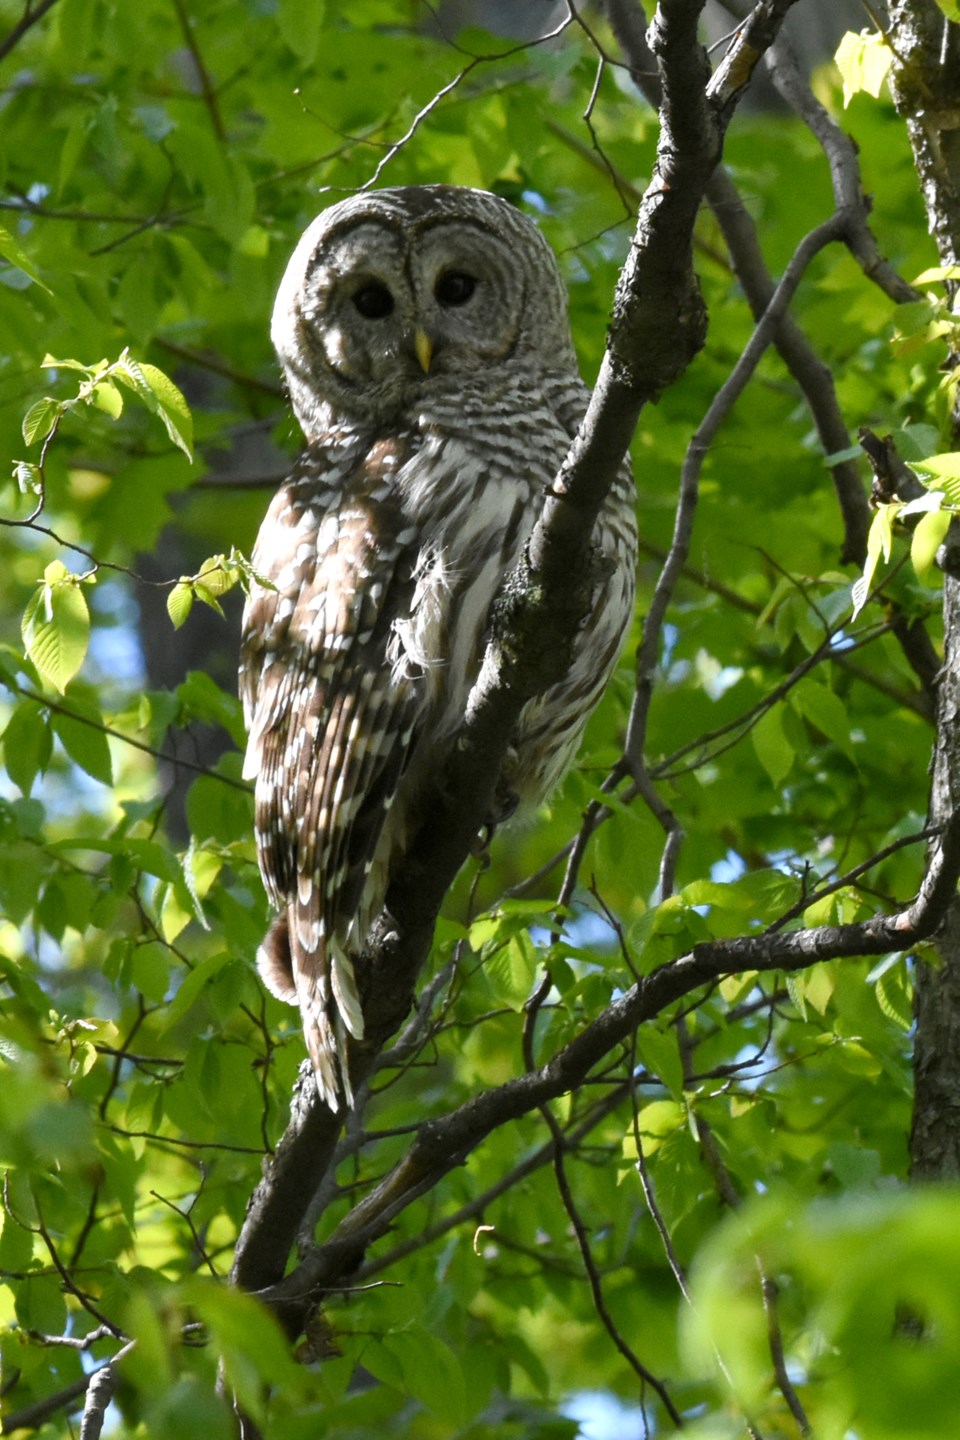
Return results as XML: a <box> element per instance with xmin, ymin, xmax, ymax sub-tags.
<box><xmin>170</xmin><ymin>0</ymin><xmax>226</xmax><ymax>142</ymax></box>
<box><xmin>150</xmin><ymin>1189</ymin><xmax>221</xmax><ymax>1278</ymax></box>
<box><xmin>634</xmin><ymin>1142</ymin><xmax>690</xmax><ymax>1300</ymax></box>
<box><xmin>11</xmin><ymin>678</ymin><xmax>251</xmax><ymax>792</ymax></box>
<box><xmin>105</xmin><ymin>1124</ymin><xmax>265</xmax><ymax>1155</ymax></box>
<box><xmin>35</xmin><ymin>1212</ymin><xmax>122</xmax><ymax>1337</ymax></box>
<box><xmin>361</xmin><ymin>1083</ymin><xmax>630</xmax><ymax>1280</ymax></box>
<box><xmin>765</xmin><ymin>824</ymin><xmax>940</xmax><ymax>934</ymax></box>
<box><xmin>543</xmin><ymin>1101</ymin><xmax>683</xmax><ymax>1427</ymax></box>
<box><xmin>355</xmin><ymin>11</ymin><xmax>575</xmax><ymax>192</ymax></box>
<box><xmin>259</xmin><ymin>786</ymin><xmax>960</xmax><ymax>1332</ymax></box>
<box><xmin>0</xmin><ymin>0</ymin><xmax>62</xmax><ymax>64</ymax></box>
<box><xmin>1</xmin><ymin>1376</ymin><xmax>92</xmax><ymax>1436</ymax></box>
<box><xmin>155</xmin><ymin>338</ymin><xmax>284</xmax><ymax>398</ymax></box>
<box><xmin>636</xmin><ymin>207</ymin><xmax>851</xmax><ymax>748</ymax></box>
<box><xmin>79</xmin><ymin>1356</ymin><xmax>118</xmax><ymax>1440</ymax></box>
<box><xmin>760</xmin><ymin>1269</ymin><xmax>812</xmax><ymax>1437</ymax></box>
<box><xmin>0</xmin><ymin>1338</ymin><xmax>137</xmax><ymax>1439</ymax></box>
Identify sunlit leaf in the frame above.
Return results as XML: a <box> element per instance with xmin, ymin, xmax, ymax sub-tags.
<box><xmin>21</xmin><ymin>396</ymin><xmax>60</xmax><ymax>446</ymax></box>
<box><xmin>911</xmin><ymin>506</ymin><xmax>952</xmax><ymax>582</ymax></box>
<box><xmin>21</xmin><ymin>572</ymin><xmax>90</xmax><ymax>692</ymax></box>
<box><xmin>852</xmin><ymin>502</ymin><xmax>898</xmax><ymax>618</ymax></box>
<box><xmin>167</xmin><ymin>581</ymin><xmax>194</xmax><ymax>629</ymax></box>
<box><xmin>835</xmin><ymin>29</ymin><xmax>894</xmax><ymax>106</ymax></box>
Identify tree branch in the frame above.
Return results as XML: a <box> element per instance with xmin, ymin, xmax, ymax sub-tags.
<box><xmin>231</xmin><ymin>0</ymin><xmax>805</xmax><ymax>1328</ymax></box>
<box><xmin>258</xmin><ymin>782</ymin><xmax>960</xmax><ymax>1333</ymax></box>
<box><xmin>0</xmin><ymin>0</ymin><xmax>61</xmax><ymax>65</ymax></box>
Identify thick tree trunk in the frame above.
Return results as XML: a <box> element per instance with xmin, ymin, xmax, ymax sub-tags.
<box><xmin>887</xmin><ymin>0</ymin><xmax>960</xmax><ymax>1179</ymax></box>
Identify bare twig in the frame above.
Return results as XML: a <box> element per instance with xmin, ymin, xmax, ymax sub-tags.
<box><xmin>760</xmin><ymin>1268</ymin><xmax>812</xmax><ymax>1436</ymax></box>
<box><xmin>355</xmin><ymin>11</ymin><xmax>575</xmax><ymax>192</ymax></box>
<box><xmin>0</xmin><ymin>0</ymin><xmax>62</xmax><ymax>64</ymax></box>
<box><xmin>544</xmin><ymin>1101</ymin><xmax>683</xmax><ymax>1427</ymax></box>
<box><xmin>170</xmin><ymin>0</ymin><xmax>226</xmax><ymax>142</ymax></box>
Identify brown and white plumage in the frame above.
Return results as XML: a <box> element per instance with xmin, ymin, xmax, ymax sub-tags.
<box><xmin>239</xmin><ymin>186</ymin><xmax>636</xmax><ymax>1110</ymax></box>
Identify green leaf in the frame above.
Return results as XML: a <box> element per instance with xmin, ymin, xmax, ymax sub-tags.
<box><xmin>635</xmin><ymin>1026</ymin><xmax>685</xmax><ymax>1100</ymax></box>
<box><xmin>193</xmin><ymin>554</ymin><xmax>240</xmax><ymax>598</ymax></box>
<box><xmin>0</xmin><ymin>222</ymin><xmax>51</xmax><ymax>291</ymax></box>
<box><xmin>92</xmin><ymin>379</ymin><xmax>124</xmax><ymax>418</ymax></box>
<box><xmin>21</xmin><ymin>573</ymin><xmax>91</xmax><ymax>693</ymax></box>
<box><xmin>835</xmin><ymin>29</ymin><xmax>893</xmax><ymax>107</ymax></box>
<box><xmin>138</xmin><ymin>362</ymin><xmax>191</xmax><ymax>422</ymax></box>
<box><xmin>15</xmin><ymin>1273</ymin><xmax>68</xmax><ymax>1336</ymax></box>
<box><xmin>486</xmin><ymin>929</ymin><xmax>538</xmax><ymax>1010</ymax></box>
<box><xmin>787</xmin><ymin>964</ymin><xmax>835</xmax><ymax>1018</ymax></box>
<box><xmin>278</xmin><ymin>0</ymin><xmax>326</xmax><ymax>59</ymax></box>
<box><xmin>913</xmin><ymin>263</ymin><xmax>960</xmax><ymax>285</ymax></box>
<box><xmin>131</xmin><ymin>941</ymin><xmax>171</xmax><ymax>1003</ymax></box>
<box><xmin>21</xmin><ymin>396</ymin><xmax>60</xmax><ymax>446</ymax></box>
<box><xmin>238</xmin><ymin>223</ymin><xmax>270</xmax><ymax>258</ymax></box>
<box><xmin>911</xmin><ymin>452</ymin><xmax>960</xmax><ymax>504</ymax></box>
<box><xmin>51</xmin><ymin>695</ymin><xmax>113</xmax><ymax>785</ymax></box>
<box><xmin>751</xmin><ymin>704</ymin><xmax>794</xmax><ymax>786</ymax></box>
<box><xmin>911</xmin><ymin>506</ymin><xmax>952</xmax><ymax>581</ymax></box>
<box><xmin>50</xmin><ymin>835</ymin><xmax>183</xmax><ymax>882</ymax></box>
<box><xmin>624</xmin><ymin>1098</ymin><xmax>686</xmax><ymax>1159</ymax></box>
<box><xmin>791</xmin><ymin>679</ymin><xmax>855</xmax><ymax>762</ymax></box>
<box><xmin>115</xmin><ymin>354</ymin><xmax>193</xmax><ymax>460</ymax></box>
<box><xmin>13</xmin><ymin>460</ymin><xmax>42</xmax><ymax>494</ymax></box>
<box><xmin>875</xmin><ymin>966</ymin><xmax>913</xmax><ymax>1031</ymax></box>
<box><xmin>167</xmin><ymin>581</ymin><xmax>195</xmax><ymax>629</ymax></box>
<box><xmin>182</xmin><ymin>1278</ymin><xmax>307</xmax><ymax>1423</ymax></box>
<box><xmin>193</xmin><ymin>583</ymin><xmax>226</xmax><ymax>618</ymax></box>
<box><xmin>2</xmin><ymin>702</ymin><xmax>52</xmax><ymax>795</ymax></box>
<box><xmin>384</xmin><ymin>1327</ymin><xmax>467</xmax><ymax>1426</ymax></box>
<box><xmin>176</xmin><ymin>671</ymin><xmax>247</xmax><ymax>747</ymax></box>
<box><xmin>851</xmin><ymin>502</ymin><xmax>898</xmax><ymax>618</ymax></box>
<box><xmin>41</xmin><ymin>353</ymin><xmax>95</xmax><ymax>373</ymax></box>
<box><xmin>804</xmin><ymin>962</ymin><xmax>835</xmax><ymax>1015</ymax></box>
<box><xmin>164</xmin><ymin>950</ymin><xmax>233</xmax><ymax>1027</ymax></box>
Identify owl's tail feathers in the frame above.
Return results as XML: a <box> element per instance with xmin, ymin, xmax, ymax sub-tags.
<box><xmin>302</xmin><ymin>992</ymin><xmax>351</xmax><ymax>1113</ymax></box>
<box><xmin>256</xmin><ymin>913</ymin><xmax>298</xmax><ymax>1002</ymax></box>
<box><xmin>255</xmin><ymin>912</ymin><xmax>364</xmax><ymax>1112</ymax></box>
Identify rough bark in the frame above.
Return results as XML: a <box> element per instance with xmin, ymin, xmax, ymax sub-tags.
<box><xmin>887</xmin><ymin>0</ymin><xmax>960</xmax><ymax>1179</ymax></box>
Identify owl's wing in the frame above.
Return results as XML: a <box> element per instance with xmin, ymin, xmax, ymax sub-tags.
<box><xmin>239</xmin><ymin>438</ymin><xmax>422</xmax><ymax>1106</ymax></box>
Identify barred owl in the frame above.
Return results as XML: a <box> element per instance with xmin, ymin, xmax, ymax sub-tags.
<box><xmin>239</xmin><ymin>186</ymin><xmax>636</xmax><ymax>1111</ymax></box>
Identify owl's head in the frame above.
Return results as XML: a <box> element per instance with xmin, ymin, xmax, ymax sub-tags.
<box><xmin>271</xmin><ymin>185</ymin><xmax>578</xmax><ymax>439</ymax></box>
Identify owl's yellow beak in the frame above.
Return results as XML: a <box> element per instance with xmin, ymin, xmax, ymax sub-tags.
<box><xmin>413</xmin><ymin>329</ymin><xmax>433</xmax><ymax>373</ymax></box>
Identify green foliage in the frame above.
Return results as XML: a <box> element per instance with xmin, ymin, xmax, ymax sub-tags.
<box><xmin>686</xmin><ymin>1187</ymin><xmax>960</xmax><ymax>1440</ymax></box>
<box><xmin>0</xmin><ymin>3</ymin><xmax>948</xmax><ymax>1438</ymax></box>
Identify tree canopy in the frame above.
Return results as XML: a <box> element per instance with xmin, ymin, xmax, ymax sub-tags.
<box><xmin>3</xmin><ymin>2</ymin><xmax>960</xmax><ymax>1438</ymax></box>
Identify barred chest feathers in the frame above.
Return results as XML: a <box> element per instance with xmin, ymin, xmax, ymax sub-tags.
<box><xmin>239</xmin><ymin>184</ymin><xmax>637</xmax><ymax>1111</ymax></box>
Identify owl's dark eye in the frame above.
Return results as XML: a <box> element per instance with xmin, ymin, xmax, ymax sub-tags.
<box><xmin>435</xmin><ymin>271</ymin><xmax>476</xmax><ymax>307</ymax></box>
<box><xmin>352</xmin><ymin>283</ymin><xmax>395</xmax><ymax>319</ymax></box>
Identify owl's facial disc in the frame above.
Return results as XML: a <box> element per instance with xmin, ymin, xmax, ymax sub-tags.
<box><xmin>311</xmin><ymin>216</ymin><xmax>529</xmax><ymax>397</ymax></box>
<box><xmin>412</xmin><ymin>220</ymin><xmax>525</xmax><ymax>370</ymax></box>
<box><xmin>307</xmin><ymin>222</ymin><xmax>413</xmax><ymax>390</ymax></box>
